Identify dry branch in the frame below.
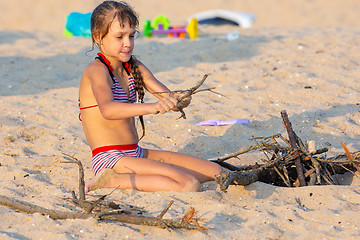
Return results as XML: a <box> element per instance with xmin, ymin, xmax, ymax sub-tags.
<box><xmin>157</xmin><ymin>200</ymin><xmax>174</xmax><ymax>219</ymax></box>
<box><xmin>0</xmin><ymin>195</ymin><xmax>90</xmax><ymax>219</ymax></box>
<box><xmin>153</xmin><ymin>73</ymin><xmax>214</xmax><ymax>119</ymax></box>
<box><xmin>61</xmin><ymin>152</ymin><xmax>85</xmax><ymax>200</ymax></box>
<box><xmin>0</xmin><ymin>195</ymin><xmax>207</xmax><ymax>230</ymax></box>
<box><xmin>281</xmin><ymin>110</ymin><xmax>306</xmax><ymax>186</ymax></box>
<box><xmin>182</xmin><ymin>207</ymin><xmax>196</xmax><ymax>223</ymax></box>
<box><xmin>172</xmin><ymin>73</ymin><xmax>209</xmax><ymax>119</ymax></box>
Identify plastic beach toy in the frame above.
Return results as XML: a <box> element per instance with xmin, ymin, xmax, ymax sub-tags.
<box><xmin>64</xmin><ymin>12</ymin><xmax>91</xmax><ymax>38</ymax></box>
<box><xmin>143</xmin><ymin>15</ymin><xmax>198</xmax><ymax>39</ymax></box>
<box><xmin>187</xmin><ymin>9</ymin><xmax>255</xmax><ymax>28</ymax></box>
<box><xmin>197</xmin><ymin>119</ymin><xmax>250</xmax><ymax>126</ymax></box>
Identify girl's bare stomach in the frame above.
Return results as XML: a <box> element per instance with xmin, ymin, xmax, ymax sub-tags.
<box><xmin>82</xmin><ymin>115</ymin><xmax>139</xmax><ymax>150</ymax></box>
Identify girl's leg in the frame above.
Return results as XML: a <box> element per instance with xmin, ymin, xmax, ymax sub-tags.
<box><xmin>86</xmin><ymin>156</ymin><xmax>201</xmax><ymax>192</ymax></box>
<box><xmin>144</xmin><ymin>149</ymin><xmax>221</xmax><ymax>183</ymax></box>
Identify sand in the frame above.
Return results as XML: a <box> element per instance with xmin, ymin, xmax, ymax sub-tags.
<box><xmin>0</xmin><ymin>0</ymin><xmax>360</xmax><ymax>239</ymax></box>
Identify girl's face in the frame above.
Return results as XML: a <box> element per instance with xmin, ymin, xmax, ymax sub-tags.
<box><xmin>99</xmin><ymin>19</ymin><xmax>136</xmax><ymax>63</ymax></box>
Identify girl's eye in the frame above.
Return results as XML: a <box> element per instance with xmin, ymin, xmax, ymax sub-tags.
<box><xmin>116</xmin><ymin>31</ymin><xmax>138</xmax><ymax>39</ymax></box>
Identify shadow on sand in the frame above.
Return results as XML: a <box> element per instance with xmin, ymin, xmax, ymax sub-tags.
<box><xmin>0</xmin><ymin>29</ymin><xmax>267</xmax><ymax>96</ymax></box>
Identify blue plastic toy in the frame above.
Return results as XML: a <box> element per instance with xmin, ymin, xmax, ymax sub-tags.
<box><xmin>64</xmin><ymin>12</ymin><xmax>91</xmax><ymax>38</ymax></box>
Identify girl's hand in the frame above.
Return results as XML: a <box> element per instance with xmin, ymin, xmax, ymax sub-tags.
<box><xmin>152</xmin><ymin>96</ymin><xmax>178</xmax><ymax>114</ymax></box>
<box><xmin>172</xmin><ymin>94</ymin><xmax>192</xmax><ymax>111</ymax></box>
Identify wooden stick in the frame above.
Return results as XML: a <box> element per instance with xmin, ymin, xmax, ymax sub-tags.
<box><xmin>282</xmin><ymin>166</ymin><xmax>291</xmax><ymax>187</ymax></box>
<box><xmin>157</xmin><ymin>200</ymin><xmax>174</xmax><ymax>219</ymax></box>
<box><xmin>280</xmin><ymin>110</ymin><xmax>306</xmax><ymax>187</ymax></box>
<box><xmin>274</xmin><ymin>166</ymin><xmax>291</xmax><ymax>187</ymax></box>
<box><xmin>340</xmin><ymin>142</ymin><xmax>354</xmax><ymax>160</ymax></box>
<box><xmin>210</xmin><ymin>145</ymin><xmax>264</xmax><ymax>162</ymax></box>
<box><xmin>0</xmin><ymin>195</ymin><xmax>206</xmax><ymax>230</ymax></box>
<box><xmin>153</xmin><ymin>73</ymin><xmax>212</xmax><ymax>119</ymax></box>
<box><xmin>176</xmin><ymin>73</ymin><xmax>210</xmax><ymax>119</ymax></box>
<box><xmin>61</xmin><ymin>153</ymin><xmax>86</xmax><ymax>200</ymax></box>
<box><xmin>182</xmin><ymin>207</ymin><xmax>196</xmax><ymax>223</ymax></box>
<box><xmin>178</xmin><ymin>74</ymin><xmax>210</xmax><ymax>101</ymax></box>
<box><xmin>0</xmin><ymin>195</ymin><xmax>90</xmax><ymax>219</ymax></box>
<box><xmin>311</xmin><ymin>157</ymin><xmax>322</xmax><ymax>184</ymax></box>
<box><xmin>86</xmin><ymin>195</ymin><xmax>107</xmax><ymax>214</ymax></box>
<box><xmin>99</xmin><ymin>212</ymin><xmax>206</xmax><ymax>230</ymax></box>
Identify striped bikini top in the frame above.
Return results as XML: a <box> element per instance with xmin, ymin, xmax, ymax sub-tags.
<box><xmin>111</xmin><ymin>67</ymin><xmax>136</xmax><ymax>103</ymax></box>
<box><xmin>78</xmin><ymin>53</ymin><xmax>136</xmax><ymax>120</ymax></box>
<box><xmin>98</xmin><ymin>53</ymin><xmax>136</xmax><ymax>103</ymax></box>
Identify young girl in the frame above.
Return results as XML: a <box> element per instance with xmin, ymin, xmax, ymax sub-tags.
<box><xmin>79</xmin><ymin>0</ymin><xmax>228</xmax><ymax>193</ymax></box>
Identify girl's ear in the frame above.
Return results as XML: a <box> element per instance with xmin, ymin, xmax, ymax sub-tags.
<box><xmin>93</xmin><ymin>31</ymin><xmax>102</xmax><ymax>46</ymax></box>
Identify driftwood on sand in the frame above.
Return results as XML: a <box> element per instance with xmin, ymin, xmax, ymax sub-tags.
<box><xmin>0</xmin><ymin>194</ymin><xmax>206</xmax><ymax>230</ymax></box>
<box><xmin>0</xmin><ymin>152</ymin><xmax>208</xmax><ymax>231</ymax></box>
<box><xmin>213</xmin><ymin>110</ymin><xmax>360</xmax><ymax>190</ymax></box>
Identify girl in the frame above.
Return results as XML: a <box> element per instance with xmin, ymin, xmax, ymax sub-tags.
<box><xmin>79</xmin><ymin>0</ymin><xmax>227</xmax><ymax>193</ymax></box>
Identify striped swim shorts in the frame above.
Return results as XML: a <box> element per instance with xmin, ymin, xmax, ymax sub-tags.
<box><xmin>92</xmin><ymin>144</ymin><xmax>144</xmax><ymax>176</ymax></box>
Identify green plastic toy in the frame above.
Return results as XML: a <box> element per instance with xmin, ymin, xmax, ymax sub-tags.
<box><xmin>143</xmin><ymin>15</ymin><xmax>198</xmax><ymax>39</ymax></box>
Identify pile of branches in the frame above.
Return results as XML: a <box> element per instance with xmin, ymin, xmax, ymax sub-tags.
<box><xmin>213</xmin><ymin>110</ymin><xmax>360</xmax><ymax>187</ymax></box>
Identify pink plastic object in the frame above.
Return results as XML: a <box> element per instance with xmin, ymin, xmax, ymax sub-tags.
<box><xmin>152</xmin><ymin>24</ymin><xmax>186</xmax><ymax>37</ymax></box>
<box><xmin>197</xmin><ymin>119</ymin><xmax>250</xmax><ymax>126</ymax></box>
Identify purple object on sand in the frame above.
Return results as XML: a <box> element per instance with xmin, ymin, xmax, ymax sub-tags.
<box><xmin>197</xmin><ymin>119</ymin><xmax>250</xmax><ymax>126</ymax></box>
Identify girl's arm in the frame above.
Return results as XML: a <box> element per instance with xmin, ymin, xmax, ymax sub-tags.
<box><xmin>137</xmin><ymin>61</ymin><xmax>191</xmax><ymax>110</ymax></box>
<box><xmin>87</xmin><ymin>62</ymin><xmax>177</xmax><ymax>120</ymax></box>
<box><xmin>137</xmin><ymin>61</ymin><xmax>172</xmax><ymax>99</ymax></box>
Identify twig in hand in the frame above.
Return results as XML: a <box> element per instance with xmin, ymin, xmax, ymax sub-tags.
<box><xmin>193</xmin><ymin>87</ymin><xmax>227</xmax><ymax>98</ymax></box>
<box><xmin>177</xmin><ymin>73</ymin><xmax>211</xmax><ymax>102</ymax></box>
<box><xmin>153</xmin><ymin>73</ymin><xmax>221</xmax><ymax>119</ymax></box>
<box><xmin>176</xmin><ymin>74</ymin><xmax>210</xmax><ymax>119</ymax></box>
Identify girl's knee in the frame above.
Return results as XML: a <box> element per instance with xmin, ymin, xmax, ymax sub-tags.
<box><xmin>179</xmin><ymin>177</ymin><xmax>201</xmax><ymax>192</ymax></box>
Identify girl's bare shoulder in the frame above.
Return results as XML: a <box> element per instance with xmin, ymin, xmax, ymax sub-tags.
<box><xmin>83</xmin><ymin>60</ymin><xmax>108</xmax><ymax>80</ymax></box>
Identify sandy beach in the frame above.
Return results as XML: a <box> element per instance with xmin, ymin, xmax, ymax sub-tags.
<box><xmin>1</xmin><ymin>0</ymin><xmax>360</xmax><ymax>239</ymax></box>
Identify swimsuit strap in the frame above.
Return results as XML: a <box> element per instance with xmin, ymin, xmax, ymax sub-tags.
<box><xmin>96</xmin><ymin>53</ymin><xmax>115</xmax><ymax>82</ymax></box>
<box><xmin>79</xmin><ymin>104</ymin><xmax>98</xmax><ymax>110</ymax></box>
<box><xmin>123</xmin><ymin>62</ymin><xmax>131</xmax><ymax>76</ymax></box>
<box><xmin>78</xmin><ymin>102</ymin><xmax>99</xmax><ymax>121</ymax></box>
<box><xmin>96</xmin><ymin>53</ymin><xmax>132</xmax><ymax>79</ymax></box>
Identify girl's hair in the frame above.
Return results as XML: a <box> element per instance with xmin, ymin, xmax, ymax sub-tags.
<box><xmin>91</xmin><ymin>1</ymin><xmax>146</xmax><ymax>139</ymax></box>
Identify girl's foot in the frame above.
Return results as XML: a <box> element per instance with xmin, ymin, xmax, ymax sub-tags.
<box><xmin>85</xmin><ymin>168</ymin><xmax>118</xmax><ymax>193</ymax></box>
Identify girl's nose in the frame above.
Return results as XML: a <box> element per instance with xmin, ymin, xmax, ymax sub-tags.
<box><xmin>124</xmin><ymin>37</ymin><xmax>132</xmax><ymax>48</ymax></box>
